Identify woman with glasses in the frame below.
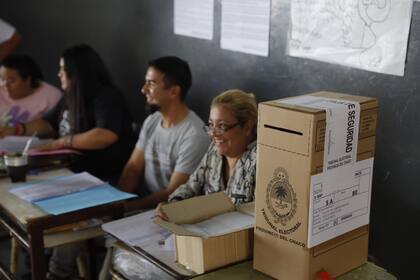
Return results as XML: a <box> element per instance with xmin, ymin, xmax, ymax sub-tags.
<box><xmin>160</xmin><ymin>88</ymin><xmax>257</xmax><ymax>211</ymax></box>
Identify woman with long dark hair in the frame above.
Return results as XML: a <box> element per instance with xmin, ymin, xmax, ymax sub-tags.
<box><xmin>0</xmin><ymin>44</ymin><xmax>134</xmax><ymax>180</ymax></box>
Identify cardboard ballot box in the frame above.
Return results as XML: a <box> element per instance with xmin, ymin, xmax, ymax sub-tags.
<box><xmin>156</xmin><ymin>192</ymin><xmax>254</xmax><ymax>274</ymax></box>
<box><xmin>254</xmin><ymin>92</ymin><xmax>378</xmax><ymax>280</ymax></box>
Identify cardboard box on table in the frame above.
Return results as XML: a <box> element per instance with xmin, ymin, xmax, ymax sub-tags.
<box><xmin>253</xmin><ymin>91</ymin><xmax>378</xmax><ymax>280</ymax></box>
<box><xmin>156</xmin><ymin>192</ymin><xmax>254</xmax><ymax>274</ymax></box>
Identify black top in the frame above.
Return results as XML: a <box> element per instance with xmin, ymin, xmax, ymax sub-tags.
<box><xmin>43</xmin><ymin>86</ymin><xmax>135</xmax><ymax>181</ymax></box>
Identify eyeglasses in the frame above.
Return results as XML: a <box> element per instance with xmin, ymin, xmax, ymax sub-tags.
<box><xmin>203</xmin><ymin>122</ymin><xmax>241</xmax><ymax>135</ymax></box>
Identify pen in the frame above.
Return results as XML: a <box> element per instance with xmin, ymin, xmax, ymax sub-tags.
<box><xmin>22</xmin><ymin>131</ymin><xmax>37</xmax><ymax>156</ymax></box>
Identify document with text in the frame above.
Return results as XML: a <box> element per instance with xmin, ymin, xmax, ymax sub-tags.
<box><xmin>174</xmin><ymin>0</ymin><xmax>214</xmax><ymax>40</ymax></box>
<box><xmin>308</xmin><ymin>158</ymin><xmax>374</xmax><ymax>247</ymax></box>
<box><xmin>221</xmin><ymin>0</ymin><xmax>271</xmax><ymax>56</ymax></box>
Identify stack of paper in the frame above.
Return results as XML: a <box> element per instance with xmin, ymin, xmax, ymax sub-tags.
<box><xmin>182</xmin><ymin>211</ymin><xmax>254</xmax><ymax>238</ymax></box>
<box><xmin>102</xmin><ymin>210</ymin><xmax>172</xmax><ymax>248</ymax></box>
<box><xmin>9</xmin><ymin>172</ymin><xmax>136</xmax><ymax>215</ymax></box>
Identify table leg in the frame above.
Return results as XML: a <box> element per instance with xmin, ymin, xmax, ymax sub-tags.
<box><xmin>10</xmin><ymin>237</ymin><xmax>18</xmax><ymax>275</ymax></box>
<box><xmin>86</xmin><ymin>238</ymin><xmax>97</xmax><ymax>280</ymax></box>
<box><xmin>29</xmin><ymin>228</ymin><xmax>47</xmax><ymax>280</ymax></box>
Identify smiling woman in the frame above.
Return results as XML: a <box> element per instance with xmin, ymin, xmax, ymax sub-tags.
<box><xmin>207</xmin><ymin>91</ymin><xmax>257</xmax><ymax>162</ymax></box>
<box><xmin>157</xmin><ymin>89</ymin><xmax>258</xmax><ymax>210</ymax></box>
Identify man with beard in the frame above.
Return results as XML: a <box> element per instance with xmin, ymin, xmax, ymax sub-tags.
<box><xmin>117</xmin><ymin>56</ymin><xmax>210</xmax><ymax>211</ymax></box>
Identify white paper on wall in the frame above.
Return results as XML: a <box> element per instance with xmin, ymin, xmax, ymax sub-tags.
<box><xmin>221</xmin><ymin>0</ymin><xmax>271</xmax><ymax>56</ymax></box>
<box><xmin>288</xmin><ymin>0</ymin><xmax>414</xmax><ymax>76</ymax></box>
<box><xmin>174</xmin><ymin>0</ymin><xmax>214</xmax><ymax>40</ymax></box>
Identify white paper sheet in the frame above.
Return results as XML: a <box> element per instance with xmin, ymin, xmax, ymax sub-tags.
<box><xmin>0</xmin><ymin>136</ymin><xmax>51</xmax><ymax>154</ymax></box>
<box><xmin>308</xmin><ymin>158</ymin><xmax>374</xmax><ymax>247</ymax></box>
<box><xmin>182</xmin><ymin>211</ymin><xmax>254</xmax><ymax>238</ymax></box>
<box><xmin>102</xmin><ymin>210</ymin><xmax>172</xmax><ymax>248</ymax></box>
<box><xmin>174</xmin><ymin>0</ymin><xmax>214</xmax><ymax>40</ymax></box>
<box><xmin>10</xmin><ymin>172</ymin><xmax>104</xmax><ymax>202</ymax></box>
<box><xmin>221</xmin><ymin>0</ymin><xmax>271</xmax><ymax>56</ymax></box>
<box><xmin>288</xmin><ymin>0</ymin><xmax>413</xmax><ymax>76</ymax></box>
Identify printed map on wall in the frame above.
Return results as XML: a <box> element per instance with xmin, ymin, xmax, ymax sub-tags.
<box><xmin>288</xmin><ymin>0</ymin><xmax>413</xmax><ymax>76</ymax></box>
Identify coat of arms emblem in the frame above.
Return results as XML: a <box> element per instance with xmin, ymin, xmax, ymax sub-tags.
<box><xmin>265</xmin><ymin>167</ymin><xmax>297</xmax><ymax>227</ymax></box>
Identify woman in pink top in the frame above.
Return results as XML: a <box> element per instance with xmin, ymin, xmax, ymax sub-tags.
<box><xmin>0</xmin><ymin>55</ymin><xmax>62</xmax><ymax>127</ymax></box>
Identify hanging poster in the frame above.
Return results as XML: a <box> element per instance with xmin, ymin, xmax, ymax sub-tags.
<box><xmin>174</xmin><ymin>0</ymin><xmax>214</xmax><ymax>40</ymax></box>
<box><xmin>288</xmin><ymin>0</ymin><xmax>413</xmax><ymax>76</ymax></box>
<box><xmin>221</xmin><ymin>0</ymin><xmax>271</xmax><ymax>56</ymax></box>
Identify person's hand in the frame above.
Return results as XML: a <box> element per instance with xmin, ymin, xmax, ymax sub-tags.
<box><xmin>32</xmin><ymin>138</ymin><xmax>65</xmax><ymax>151</ymax></box>
<box><xmin>156</xmin><ymin>202</ymin><xmax>169</xmax><ymax>221</ymax></box>
<box><xmin>0</xmin><ymin>126</ymin><xmax>14</xmax><ymax>138</ymax></box>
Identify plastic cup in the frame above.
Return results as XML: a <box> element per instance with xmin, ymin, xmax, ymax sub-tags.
<box><xmin>4</xmin><ymin>153</ymin><xmax>28</xmax><ymax>183</ymax></box>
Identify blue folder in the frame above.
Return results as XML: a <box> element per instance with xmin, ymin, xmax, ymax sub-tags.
<box><xmin>34</xmin><ymin>184</ymin><xmax>136</xmax><ymax>215</ymax></box>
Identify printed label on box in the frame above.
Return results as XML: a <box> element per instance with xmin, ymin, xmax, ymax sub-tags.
<box><xmin>308</xmin><ymin>157</ymin><xmax>374</xmax><ymax>247</ymax></box>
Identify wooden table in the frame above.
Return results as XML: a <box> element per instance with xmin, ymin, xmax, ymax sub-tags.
<box><xmin>0</xmin><ymin>169</ymin><xmax>124</xmax><ymax>280</ymax></box>
<box><xmin>110</xmin><ymin>240</ymin><xmax>397</xmax><ymax>280</ymax></box>
<box><xmin>111</xmin><ymin>256</ymin><xmax>397</xmax><ymax>280</ymax></box>
<box><xmin>193</xmin><ymin>261</ymin><xmax>397</xmax><ymax>280</ymax></box>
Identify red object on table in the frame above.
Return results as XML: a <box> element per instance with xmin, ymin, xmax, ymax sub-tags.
<box><xmin>317</xmin><ymin>270</ymin><xmax>334</xmax><ymax>280</ymax></box>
